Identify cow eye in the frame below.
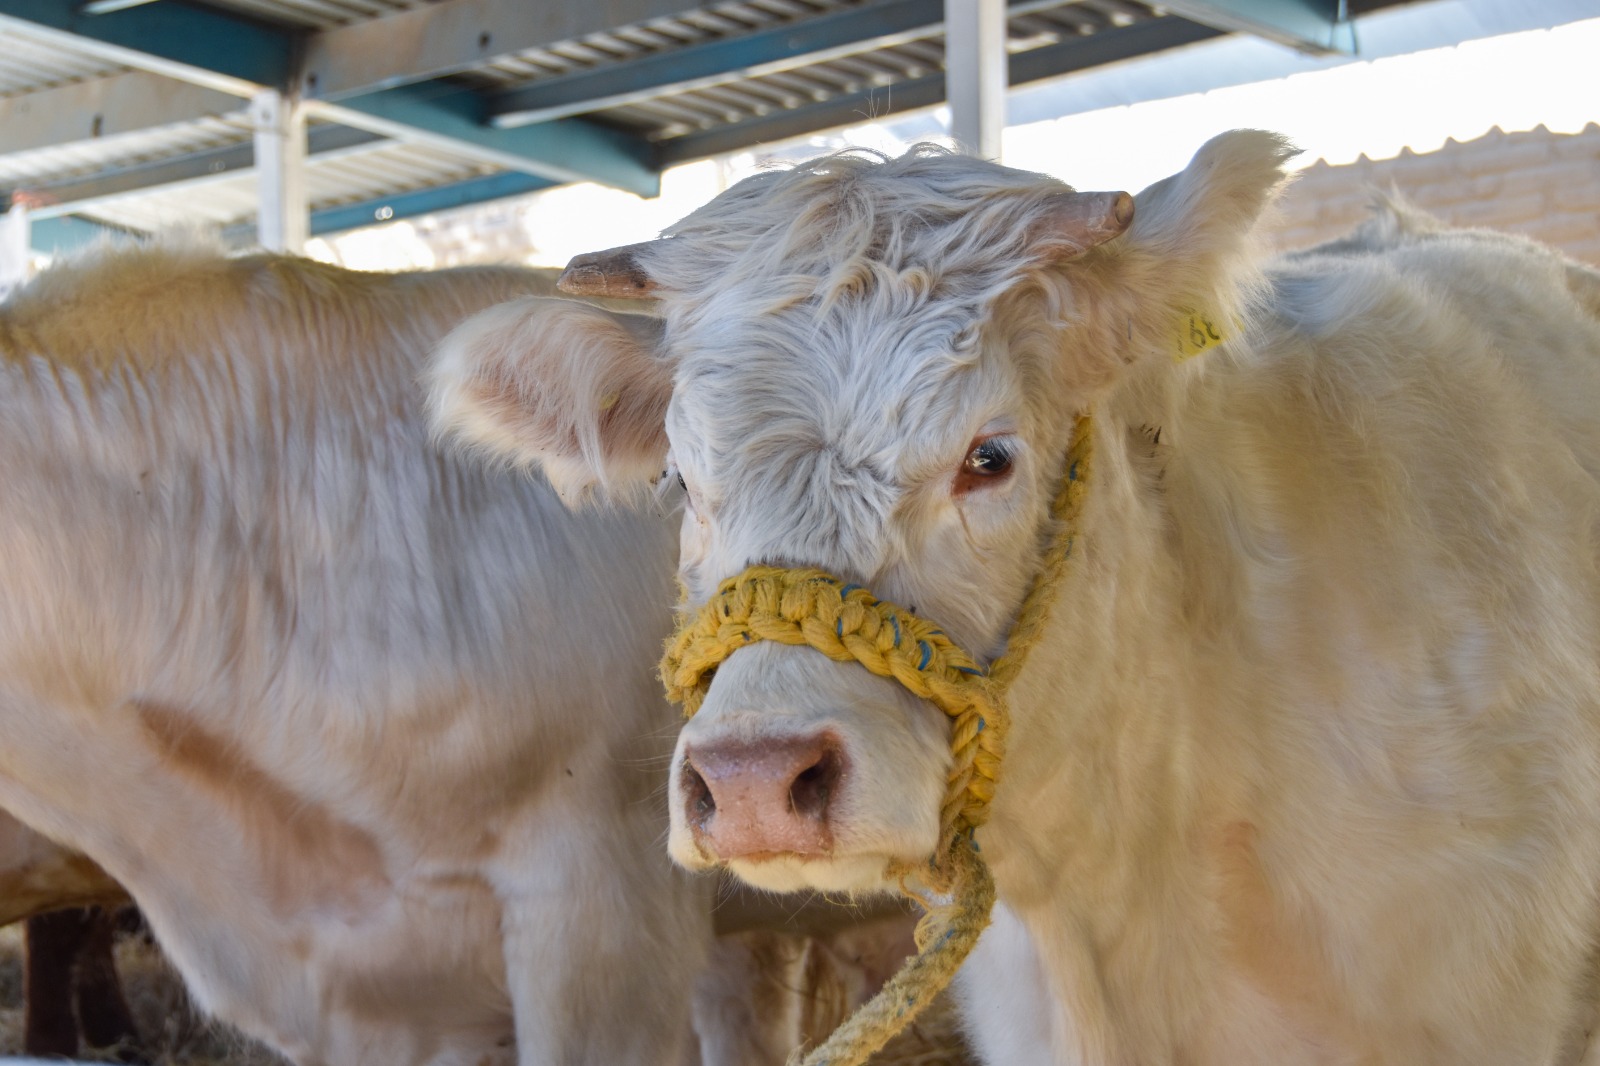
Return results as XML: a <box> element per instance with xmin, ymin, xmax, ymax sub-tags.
<box><xmin>966</xmin><ymin>439</ymin><xmax>1012</xmax><ymax>475</ymax></box>
<box><xmin>671</xmin><ymin>467</ymin><xmax>702</xmax><ymax>517</ymax></box>
<box><xmin>955</xmin><ymin>437</ymin><xmax>1014</xmax><ymax>494</ymax></box>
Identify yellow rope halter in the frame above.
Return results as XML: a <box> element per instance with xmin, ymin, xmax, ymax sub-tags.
<box><xmin>659</xmin><ymin>416</ymin><xmax>1095</xmax><ymax>1065</ymax></box>
<box><xmin>663</xmin><ymin>567</ymin><xmax>1001</xmax><ymax>848</ymax></box>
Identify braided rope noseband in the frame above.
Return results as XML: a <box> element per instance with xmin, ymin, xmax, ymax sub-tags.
<box><xmin>663</xmin><ymin>567</ymin><xmax>1000</xmax><ymax>847</ymax></box>
<box><xmin>660</xmin><ymin>416</ymin><xmax>1095</xmax><ymax>1066</ymax></box>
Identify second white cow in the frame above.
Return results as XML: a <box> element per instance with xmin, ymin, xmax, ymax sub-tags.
<box><xmin>433</xmin><ymin>131</ymin><xmax>1600</xmax><ymax>1064</ymax></box>
<box><xmin>0</xmin><ymin>248</ymin><xmax>705</xmax><ymax>1066</ymax></box>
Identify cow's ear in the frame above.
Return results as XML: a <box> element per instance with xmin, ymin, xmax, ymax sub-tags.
<box><xmin>429</xmin><ymin>297</ymin><xmax>672</xmax><ymax>505</ymax></box>
<box><xmin>1028</xmin><ymin>131</ymin><xmax>1297</xmax><ymax>396</ymax></box>
<box><xmin>1118</xmin><ymin>129</ymin><xmax>1299</xmax><ymax>337</ymax></box>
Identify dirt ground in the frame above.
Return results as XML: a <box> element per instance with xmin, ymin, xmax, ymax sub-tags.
<box><xmin>0</xmin><ymin>921</ymin><xmax>972</xmax><ymax>1066</ymax></box>
<box><xmin>0</xmin><ymin>922</ymin><xmax>285</xmax><ymax>1066</ymax></box>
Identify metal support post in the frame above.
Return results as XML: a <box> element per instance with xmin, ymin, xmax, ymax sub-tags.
<box><xmin>251</xmin><ymin>88</ymin><xmax>308</xmax><ymax>254</ymax></box>
<box><xmin>0</xmin><ymin>205</ymin><xmax>31</xmax><ymax>299</ymax></box>
<box><xmin>944</xmin><ymin>0</ymin><xmax>1007</xmax><ymax>160</ymax></box>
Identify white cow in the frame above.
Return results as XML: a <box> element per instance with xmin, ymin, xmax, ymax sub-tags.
<box><xmin>0</xmin><ymin>811</ymin><xmax>125</xmax><ymax>926</ymax></box>
<box><xmin>0</xmin><ymin>247</ymin><xmax>708</xmax><ymax>1066</ymax></box>
<box><xmin>431</xmin><ymin>131</ymin><xmax>1600</xmax><ymax>1064</ymax></box>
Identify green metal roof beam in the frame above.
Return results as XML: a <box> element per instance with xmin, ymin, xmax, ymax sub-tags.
<box><xmin>1156</xmin><ymin>0</ymin><xmax>1355</xmax><ymax>54</ymax></box>
<box><xmin>0</xmin><ymin>0</ymin><xmax>292</xmax><ymax>94</ymax></box>
<box><xmin>306</xmin><ymin>171</ymin><xmax>557</xmax><ymax>237</ymax></box>
<box><xmin>318</xmin><ymin>86</ymin><xmax>659</xmax><ymax>198</ymax></box>
<box><xmin>211</xmin><ymin>171</ymin><xmax>558</xmax><ymax>245</ymax></box>
<box><xmin>27</xmin><ymin>213</ymin><xmax>141</xmax><ymax>255</ymax></box>
<box><xmin>491</xmin><ymin>0</ymin><xmax>952</xmax><ymax>128</ymax></box>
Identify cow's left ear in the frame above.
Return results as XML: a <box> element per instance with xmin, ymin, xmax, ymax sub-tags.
<box><xmin>1117</xmin><ymin>129</ymin><xmax>1299</xmax><ymax>337</ymax></box>
<box><xmin>428</xmin><ymin>297</ymin><xmax>673</xmax><ymax>504</ymax></box>
<box><xmin>1021</xmin><ymin>130</ymin><xmax>1296</xmax><ymax>395</ymax></box>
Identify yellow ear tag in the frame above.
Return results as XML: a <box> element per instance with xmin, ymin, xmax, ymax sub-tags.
<box><xmin>1174</xmin><ymin>313</ymin><xmax>1227</xmax><ymax>361</ymax></box>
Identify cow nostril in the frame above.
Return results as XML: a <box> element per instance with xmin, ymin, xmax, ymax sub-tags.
<box><xmin>684</xmin><ymin>762</ymin><xmax>716</xmax><ymax>826</ymax></box>
<box><xmin>789</xmin><ymin>746</ymin><xmax>841</xmax><ymax>821</ymax></box>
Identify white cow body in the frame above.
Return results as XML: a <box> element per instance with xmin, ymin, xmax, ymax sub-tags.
<box><xmin>955</xmin><ymin>210</ymin><xmax>1600</xmax><ymax>1065</ymax></box>
<box><xmin>433</xmin><ymin>132</ymin><xmax>1600</xmax><ymax>1064</ymax></box>
<box><xmin>0</xmin><ymin>248</ymin><xmax>707</xmax><ymax>1066</ymax></box>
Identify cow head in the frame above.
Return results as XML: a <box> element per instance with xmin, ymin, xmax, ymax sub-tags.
<box><xmin>431</xmin><ymin>131</ymin><xmax>1295</xmax><ymax>894</ymax></box>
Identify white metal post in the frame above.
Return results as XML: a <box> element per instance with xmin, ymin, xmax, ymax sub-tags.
<box><xmin>0</xmin><ymin>205</ymin><xmax>31</xmax><ymax>300</ymax></box>
<box><xmin>944</xmin><ymin>0</ymin><xmax>1007</xmax><ymax>161</ymax></box>
<box><xmin>251</xmin><ymin>88</ymin><xmax>309</xmax><ymax>254</ymax></box>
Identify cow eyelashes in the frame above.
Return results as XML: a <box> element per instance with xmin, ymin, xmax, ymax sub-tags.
<box><xmin>653</xmin><ymin>464</ymin><xmax>693</xmax><ymax>511</ymax></box>
<box><xmin>664</xmin><ymin>463</ymin><xmax>701</xmax><ymax>516</ymax></box>
<box><xmin>955</xmin><ymin>436</ymin><xmax>1016</xmax><ymax>495</ymax></box>
<box><xmin>655</xmin><ymin>460</ymin><xmax>687</xmax><ymax>494</ymax></box>
<box><xmin>965</xmin><ymin>439</ymin><xmax>1013</xmax><ymax>475</ymax></box>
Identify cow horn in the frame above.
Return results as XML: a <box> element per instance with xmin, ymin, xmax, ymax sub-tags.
<box><xmin>1043</xmin><ymin>191</ymin><xmax>1135</xmax><ymax>259</ymax></box>
<box><xmin>557</xmin><ymin>242</ymin><xmax>660</xmax><ymax>299</ymax></box>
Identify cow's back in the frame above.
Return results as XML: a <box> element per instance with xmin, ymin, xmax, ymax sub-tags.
<box><xmin>0</xmin><ymin>248</ymin><xmax>676</xmax><ymax>816</ymax></box>
<box><xmin>1270</xmin><ymin>203</ymin><xmax>1600</xmax><ymax>485</ymax></box>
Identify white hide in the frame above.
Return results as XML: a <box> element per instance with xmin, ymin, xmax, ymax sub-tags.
<box><xmin>0</xmin><ymin>248</ymin><xmax>708</xmax><ymax>1066</ymax></box>
<box><xmin>431</xmin><ymin>133</ymin><xmax>1600</xmax><ymax>1064</ymax></box>
<box><xmin>0</xmin><ymin>810</ymin><xmax>126</xmax><ymax>926</ymax></box>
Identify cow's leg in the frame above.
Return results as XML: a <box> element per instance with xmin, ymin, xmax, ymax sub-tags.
<box><xmin>0</xmin><ymin>696</ymin><xmax>550</xmax><ymax>1066</ymax></box>
<box><xmin>691</xmin><ymin>931</ymin><xmax>807</xmax><ymax>1066</ymax></box>
<box><xmin>494</xmin><ymin>802</ymin><xmax>710</xmax><ymax>1066</ymax></box>
<box><xmin>692</xmin><ymin>916</ymin><xmax>923</xmax><ymax>1066</ymax></box>
<box><xmin>0</xmin><ymin>701</ymin><xmax>345</xmax><ymax>1064</ymax></box>
<box><xmin>74</xmin><ymin>907</ymin><xmax>143</xmax><ymax>1060</ymax></box>
<box><xmin>24</xmin><ymin>908</ymin><xmax>85</xmax><ymax>1058</ymax></box>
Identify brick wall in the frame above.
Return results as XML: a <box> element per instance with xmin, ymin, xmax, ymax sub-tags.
<box><xmin>1269</xmin><ymin>123</ymin><xmax>1600</xmax><ymax>264</ymax></box>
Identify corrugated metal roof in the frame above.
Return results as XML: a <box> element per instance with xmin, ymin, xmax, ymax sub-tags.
<box><xmin>468</xmin><ymin>0</ymin><xmax>856</xmax><ymax>84</ymax></box>
<box><xmin>207</xmin><ymin>0</ymin><xmax>432</xmax><ymax>30</ymax></box>
<box><xmin>0</xmin><ymin>25</ymin><xmax>128</xmax><ymax>96</ymax></box>
<box><xmin>0</xmin><ymin>0</ymin><xmax>1419</xmax><ymax>248</ymax></box>
<box><xmin>0</xmin><ymin>116</ymin><xmax>254</xmax><ymax>187</ymax></box>
<box><xmin>461</xmin><ymin>0</ymin><xmax>1167</xmax><ymax>145</ymax></box>
<box><xmin>307</xmin><ymin>141</ymin><xmax>495</xmax><ymax>204</ymax></box>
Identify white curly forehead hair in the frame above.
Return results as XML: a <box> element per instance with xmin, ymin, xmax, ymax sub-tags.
<box><xmin>591</xmin><ymin>146</ymin><xmax>1142</xmax><ymax>616</ymax></box>
<box><xmin>643</xmin><ymin>144</ymin><xmax>1118</xmax><ymax>317</ymax></box>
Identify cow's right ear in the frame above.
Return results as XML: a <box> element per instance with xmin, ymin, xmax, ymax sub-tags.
<box><xmin>428</xmin><ymin>297</ymin><xmax>673</xmax><ymax>504</ymax></box>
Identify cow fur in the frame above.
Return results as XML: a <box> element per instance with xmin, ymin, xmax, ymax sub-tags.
<box><xmin>0</xmin><ymin>812</ymin><xmax>126</xmax><ymax>926</ymax></box>
<box><xmin>0</xmin><ymin>248</ymin><xmax>708</xmax><ymax>1066</ymax></box>
<box><xmin>432</xmin><ymin>132</ymin><xmax>1600</xmax><ymax>1064</ymax></box>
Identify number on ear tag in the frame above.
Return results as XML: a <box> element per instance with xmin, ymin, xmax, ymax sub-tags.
<box><xmin>1175</xmin><ymin>314</ymin><xmax>1226</xmax><ymax>361</ymax></box>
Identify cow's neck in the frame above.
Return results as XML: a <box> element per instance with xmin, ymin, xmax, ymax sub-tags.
<box><xmin>986</xmin><ymin>374</ymin><xmax>1220</xmax><ymax>907</ymax></box>
<box><xmin>975</xmin><ymin>358</ymin><xmax>1257</xmax><ymax>1061</ymax></box>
